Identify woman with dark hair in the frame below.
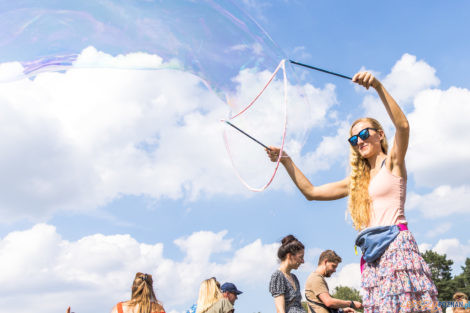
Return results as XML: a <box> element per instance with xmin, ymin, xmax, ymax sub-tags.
<box><xmin>267</xmin><ymin>72</ymin><xmax>440</xmax><ymax>313</ymax></box>
<box><xmin>110</xmin><ymin>272</ymin><xmax>165</xmax><ymax>313</ymax></box>
<box><xmin>269</xmin><ymin>235</ymin><xmax>306</xmax><ymax>313</ymax></box>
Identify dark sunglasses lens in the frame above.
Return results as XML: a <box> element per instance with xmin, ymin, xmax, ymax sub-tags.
<box><xmin>348</xmin><ymin>136</ymin><xmax>358</xmax><ymax>146</ymax></box>
<box><xmin>359</xmin><ymin>128</ymin><xmax>370</xmax><ymax>140</ymax></box>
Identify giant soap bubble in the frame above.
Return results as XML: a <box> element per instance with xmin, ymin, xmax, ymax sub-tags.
<box><xmin>0</xmin><ymin>0</ymin><xmax>326</xmax><ymax>193</ymax></box>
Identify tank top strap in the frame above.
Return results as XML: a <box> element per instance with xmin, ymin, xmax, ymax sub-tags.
<box><xmin>381</xmin><ymin>158</ymin><xmax>386</xmax><ymax>168</ymax></box>
<box><xmin>117</xmin><ymin>302</ymin><xmax>124</xmax><ymax>313</ymax></box>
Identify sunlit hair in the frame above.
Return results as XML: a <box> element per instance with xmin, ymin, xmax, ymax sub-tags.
<box><xmin>318</xmin><ymin>250</ymin><xmax>342</xmax><ymax>265</ymax></box>
<box><xmin>129</xmin><ymin>272</ymin><xmax>164</xmax><ymax>313</ymax></box>
<box><xmin>196</xmin><ymin>277</ymin><xmax>223</xmax><ymax>313</ymax></box>
<box><xmin>348</xmin><ymin>117</ymin><xmax>388</xmax><ymax>230</ymax></box>
<box><xmin>453</xmin><ymin>292</ymin><xmax>470</xmax><ymax>313</ymax></box>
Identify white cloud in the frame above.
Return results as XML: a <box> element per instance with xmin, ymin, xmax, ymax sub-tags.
<box><xmin>425</xmin><ymin>222</ymin><xmax>452</xmax><ymax>238</ymax></box>
<box><xmin>0</xmin><ymin>61</ymin><xmax>24</xmax><ymax>82</ymax></box>
<box><xmin>298</xmin><ymin>121</ymin><xmax>350</xmax><ymax>176</ymax></box>
<box><xmin>174</xmin><ymin>230</ymin><xmax>232</xmax><ymax>263</ymax></box>
<box><xmin>326</xmin><ymin>263</ymin><xmax>362</xmax><ymax>292</ymax></box>
<box><xmin>0</xmin><ymin>47</ymin><xmax>337</xmax><ymax>221</ymax></box>
<box><xmin>227</xmin><ymin>43</ymin><xmax>263</xmax><ymax>56</ymax></box>
<box><xmin>361</xmin><ymin>53</ymin><xmax>439</xmax><ymax>133</ymax></box>
<box><xmin>408</xmin><ymin>185</ymin><xmax>470</xmax><ymax>218</ymax></box>
<box><xmin>291</xmin><ymin>46</ymin><xmax>311</xmax><ymax>60</ymax></box>
<box><xmin>407</xmin><ymin>87</ymin><xmax>470</xmax><ymax>188</ymax></box>
<box><xmin>382</xmin><ymin>53</ymin><xmax>440</xmax><ymax>104</ymax></box>
<box><xmin>0</xmin><ymin>224</ymin><xmax>280</xmax><ymax>313</ymax></box>
<box><xmin>419</xmin><ymin>243</ymin><xmax>432</xmax><ymax>253</ymax></box>
<box><xmin>430</xmin><ymin>238</ymin><xmax>470</xmax><ymax>263</ymax></box>
<box><xmin>212</xmin><ymin>239</ymin><xmax>279</xmax><ymax>283</ymax></box>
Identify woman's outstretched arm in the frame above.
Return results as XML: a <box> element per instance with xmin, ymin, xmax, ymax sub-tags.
<box><xmin>267</xmin><ymin>147</ymin><xmax>349</xmax><ymax>201</ymax></box>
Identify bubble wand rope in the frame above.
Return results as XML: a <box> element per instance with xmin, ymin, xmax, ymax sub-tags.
<box><xmin>222</xmin><ymin>59</ymin><xmax>287</xmax><ymax>192</ymax></box>
<box><xmin>289</xmin><ymin>60</ymin><xmax>352</xmax><ymax>80</ymax></box>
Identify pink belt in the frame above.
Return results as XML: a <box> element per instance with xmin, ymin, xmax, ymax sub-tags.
<box><xmin>360</xmin><ymin>223</ymin><xmax>408</xmax><ymax>273</ymax></box>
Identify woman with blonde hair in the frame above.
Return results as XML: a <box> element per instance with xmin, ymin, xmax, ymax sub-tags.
<box><xmin>195</xmin><ymin>277</ymin><xmax>233</xmax><ymax>313</ymax></box>
<box><xmin>267</xmin><ymin>72</ymin><xmax>440</xmax><ymax>313</ymax></box>
<box><xmin>449</xmin><ymin>292</ymin><xmax>470</xmax><ymax>313</ymax></box>
<box><xmin>110</xmin><ymin>272</ymin><xmax>165</xmax><ymax>313</ymax></box>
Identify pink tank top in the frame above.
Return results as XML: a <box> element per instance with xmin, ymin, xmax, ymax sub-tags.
<box><xmin>368</xmin><ymin>163</ymin><xmax>407</xmax><ymax>227</ymax></box>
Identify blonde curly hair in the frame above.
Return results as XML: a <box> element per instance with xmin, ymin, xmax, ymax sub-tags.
<box><xmin>348</xmin><ymin>118</ymin><xmax>388</xmax><ymax>230</ymax></box>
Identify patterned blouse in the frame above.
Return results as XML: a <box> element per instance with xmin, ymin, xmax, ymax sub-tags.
<box><xmin>269</xmin><ymin>270</ymin><xmax>306</xmax><ymax>313</ymax></box>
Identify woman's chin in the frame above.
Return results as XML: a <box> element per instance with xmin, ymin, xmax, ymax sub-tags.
<box><xmin>359</xmin><ymin>150</ymin><xmax>371</xmax><ymax>158</ymax></box>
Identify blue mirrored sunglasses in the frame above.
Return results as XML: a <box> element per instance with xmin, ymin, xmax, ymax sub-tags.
<box><xmin>348</xmin><ymin>128</ymin><xmax>378</xmax><ymax>146</ymax></box>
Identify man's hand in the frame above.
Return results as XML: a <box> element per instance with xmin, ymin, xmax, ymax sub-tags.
<box><xmin>352</xmin><ymin>301</ymin><xmax>362</xmax><ymax>309</ymax></box>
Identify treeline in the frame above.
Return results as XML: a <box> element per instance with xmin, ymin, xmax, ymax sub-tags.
<box><xmin>422</xmin><ymin>250</ymin><xmax>470</xmax><ymax>301</ymax></box>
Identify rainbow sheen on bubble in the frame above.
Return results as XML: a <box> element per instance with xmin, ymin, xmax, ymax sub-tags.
<box><xmin>0</xmin><ymin>0</ymin><xmax>322</xmax><ymax>190</ymax></box>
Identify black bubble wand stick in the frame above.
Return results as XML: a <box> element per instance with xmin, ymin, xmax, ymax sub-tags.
<box><xmin>223</xmin><ymin>120</ymin><xmax>271</xmax><ymax>151</ymax></box>
<box><xmin>289</xmin><ymin>60</ymin><xmax>352</xmax><ymax>80</ymax></box>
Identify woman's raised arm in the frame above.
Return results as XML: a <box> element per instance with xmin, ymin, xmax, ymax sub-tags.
<box><xmin>352</xmin><ymin>72</ymin><xmax>409</xmax><ymax>176</ymax></box>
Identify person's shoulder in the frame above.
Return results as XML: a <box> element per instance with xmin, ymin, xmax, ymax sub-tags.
<box><xmin>220</xmin><ymin>298</ymin><xmax>234</xmax><ymax>311</ymax></box>
<box><xmin>306</xmin><ymin>272</ymin><xmax>324</xmax><ymax>284</ymax></box>
<box><xmin>151</xmin><ymin>301</ymin><xmax>165</xmax><ymax>313</ymax></box>
<box><xmin>269</xmin><ymin>270</ymin><xmax>286</xmax><ymax>285</ymax></box>
<box><xmin>270</xmin><ymin>269</ymin><xmax>282</xmax><ymax>278</ymax></box>
<box><xmin>307</xmin><ymin>271</ymin><xmax>322</xmax><ymax>280</ymax></box>
<box><xmin>210</xmin><ymin>298</ymin><xmax>233</xmax><ymax>312</ymax></box>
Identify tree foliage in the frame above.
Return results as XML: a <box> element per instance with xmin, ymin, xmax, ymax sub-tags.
<box><xmin>454</xmin><ymin>258</ymin><xmax>470</xmax><ymax>297</ymax></box>
<box><xmin>332</xmin><ymin>286</ymin><xmax>362</xmax><ymax>302</ymax></box>
<box><xmin>422</xmin><ymin>251</ymin><xmax>470</xmax><ymax>301</ymax></box>
<box><xmin>332</xmin><ymin>286</ymin><xmax>363</xmax><ymax>312</ymax></box>
<box><xmin>422</xmin><ymin>250</ymin><xmax>456</xmax><ymax>300</ymax></box>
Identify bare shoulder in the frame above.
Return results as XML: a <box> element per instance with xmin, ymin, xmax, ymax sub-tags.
<box><xmin>152</xmin><ymin>301</ymin><xmax>165</xmax><ymax>313</ymax></box>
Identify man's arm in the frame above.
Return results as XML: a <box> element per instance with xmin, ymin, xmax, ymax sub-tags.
<box><xmin>318</xmin><ymin>293</ymin><xmax>362</xmax><ymax>309</ymax></box>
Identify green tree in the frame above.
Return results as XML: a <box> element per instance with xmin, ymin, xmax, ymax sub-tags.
<box><xmin>332</xmin><ymin>286</ymin><xmax>362</xmax><ymax>302</ymax></box>
<box><xmin>332</xmin><ymin>286</ymin><xmax>363</xmax><ymax>312</ymax></box>
<box><xmin>301</xmin><ymin>301</ymin><xmax>309</xmax><ymax>312</ymax></box>
<box><xmin>422</xmin><ymin>250</ymin><xmax>456</xmax><ymax>300</ymax></box>
<box><xmin>454</xmin><ymin>258</ymin><xmax>470</xmax><ymax>296</ymax></box>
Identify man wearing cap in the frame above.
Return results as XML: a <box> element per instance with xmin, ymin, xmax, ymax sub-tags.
<box><xmin>221</xmin><ymin>282</ymin><xmax>243</xmax><ymax>306</ymax></box>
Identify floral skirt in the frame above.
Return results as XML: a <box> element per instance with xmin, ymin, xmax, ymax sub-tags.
<box><xmin>362</xmin><ymin>230</ymin><xmax>441</xmax><ymax>313</ymax></box>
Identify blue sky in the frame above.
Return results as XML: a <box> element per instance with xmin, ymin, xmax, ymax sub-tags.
<box><xmin>0</xmin><ymin>1</ymin><xmax>470</xmax><ymax>313</ymax></box>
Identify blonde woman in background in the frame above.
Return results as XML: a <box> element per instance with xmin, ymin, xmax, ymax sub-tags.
<box><xmin>110</xmin><ymin>272</ymin><xmax>165</xmax><ymax>313</ymax></box>
<box><xmin>195</xmin><ymin>277</ymin><xmax>234</xmax><ymax>313</ymax></box>
<box><xmin>267</xmin><ymin>72</ymin><xmax>440</xmax><ymax>313</ymax></box>
<box><xmin>447</xmin><ymin>292</ymin><xmax>470</xmax><ymax>313</ymax></box>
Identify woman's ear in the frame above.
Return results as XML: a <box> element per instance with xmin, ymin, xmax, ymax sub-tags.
<box><xmin>379</xmin><ymin>129</ymin><xmax>385</xmax><ymax>140</ymax></box>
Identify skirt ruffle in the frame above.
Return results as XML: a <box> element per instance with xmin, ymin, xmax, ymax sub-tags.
<box><xmin>361</xmin><ymin>230</ymin><xmax>441</xmax><ymax>313</ymax></box>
